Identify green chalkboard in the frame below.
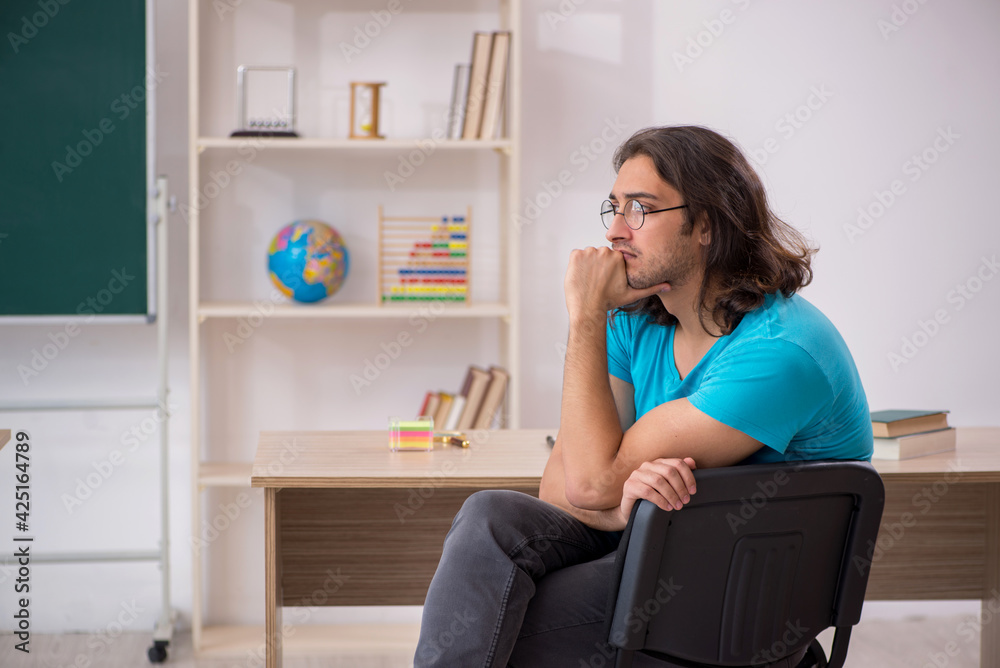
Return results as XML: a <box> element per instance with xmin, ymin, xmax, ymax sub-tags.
<box><xmin>0</xmin><ymin>0</ymin><xmax>148</xmax><ymax>316</ymax></box>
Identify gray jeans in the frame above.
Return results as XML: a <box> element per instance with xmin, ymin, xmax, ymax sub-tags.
<box><xmin>414</xmin><ymin>489</ymin><xmax>674</xmax><ymax>667</ymax></box>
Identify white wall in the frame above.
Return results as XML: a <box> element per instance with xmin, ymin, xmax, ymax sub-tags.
<box><xmin>0</xmin><ymin>0</ymin><xmax>996</xmax><ymax>639</ymax></box>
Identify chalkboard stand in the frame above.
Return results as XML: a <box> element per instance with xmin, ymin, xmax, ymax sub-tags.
<box><xmin>0</xmin><ymin>178</ymin><xmax>175</xmax><ymax>663</ymax></box>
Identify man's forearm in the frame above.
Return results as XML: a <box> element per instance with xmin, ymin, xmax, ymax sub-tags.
<box><xmin>540</xmin><ymin>440</ymin><xmax>627</xmax><ymax>532</ymax></box>
<box><xmin>566</xmin><ymin>504</ymin><xmax>627</xmax><ymax>532</ymax></box>
<box><xmin>558</xmin><ymin>311</ymin><xmax>624</xmax><ymax>505</ymax></box>
<box><xmin>545</xmin><ymin>492</ymin><xmax>626</xmax><ymax>532</ymax></box>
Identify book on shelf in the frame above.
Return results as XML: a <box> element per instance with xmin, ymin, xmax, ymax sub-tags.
<box><xmin>473</xmin><ymin>366</ymin><xmax>509</xmax><ymax>429</ymax></box>
<box><xmin>457</xmin><ymin>366</ymin><xmax>492</xmax><ymax>430</ymax></box>
<box><xmin>870</xmin><ymin>409</ymin><xmax>950</xmax><ymax>438</ymax></box>
<box><xmin>433</xmin><ymin>392</ymin><xmax>454</xmax><ymax>428</ymax></box>
<box><xmin>872</xmin><ymin>427</ymin><xmax>956</xmax><ymax>460</ymax></box>
<box><xmin>461</xmin><ymin>32</ymin><xmax>494</xmax><ymax>140</ymax></box>
<box><xmin>447</xmin><ymin>63</ymin><xmax>470</xmax><ymax>140</ymax></box>
<box><xmin>418</xmin><ymin>391</ymin><xmax>433</xmax><ymax>417</ymax></box>
<box><xmin>443</xmin><ymin>395</ymin><xmax>466</xmax><ymax>430</ymax></box>
<box><xmin>478</xmin><ymin>31</ymin><xmax>510</xmax><ymax>140</ymax></box>
<box><xmin>420</xmin><ymin>392</ymin><xmax>441</xmax><ymax>421</ymax></box>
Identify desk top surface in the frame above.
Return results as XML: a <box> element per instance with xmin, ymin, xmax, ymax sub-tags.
<box><xmin>251</xmin><ymin>427</ymin><xmax>1000</xmax><ymax>488</ymax></box>
<box><xmin>252</xmin><ymin>429</ymin><xmax>554</xmax><ymax>489</ymax></box>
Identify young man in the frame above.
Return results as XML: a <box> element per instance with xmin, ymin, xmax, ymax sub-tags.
<box><xmin>414</xmin><ymin>126</ymin><xmax>872</xmax><ymax>667</ymax></box>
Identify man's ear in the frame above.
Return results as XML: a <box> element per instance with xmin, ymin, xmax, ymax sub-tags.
<box><xmin>695</xmin><ymin>213</ymin><xmax>711</xmax><ymax>246</ymax></box>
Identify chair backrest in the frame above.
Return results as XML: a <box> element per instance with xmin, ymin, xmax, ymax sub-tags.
<box><xmin>606</xmin><ymin>460</ymin><xmax>885</xmax><ymax>667</ymax></box>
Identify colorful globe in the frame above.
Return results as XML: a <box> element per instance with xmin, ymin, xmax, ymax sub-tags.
<box><xmin>268</xmin><ymin>220</ymin><xmax>350</xmax><ymax>303</ymax></box>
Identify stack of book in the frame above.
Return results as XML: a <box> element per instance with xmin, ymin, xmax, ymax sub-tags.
<box><xmin>870</xmin><ymin>409</ymin><xmax>955</xmax><ymax>460</ymax></box>
<box><xmin>447</xmin><ymin>31</ymin><xmax>511</xmax><ymax>140</ymax></box>
<box><xmin>419</xmin><ymin>365</ymin><xmax>510</xmax><ymax>430</ymax></box>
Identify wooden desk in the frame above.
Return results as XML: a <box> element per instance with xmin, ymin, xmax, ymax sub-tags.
<box><xmin>251</xmin><ymin>427</ymin><xmax>1000</xmax><ymax>668</ymax></box>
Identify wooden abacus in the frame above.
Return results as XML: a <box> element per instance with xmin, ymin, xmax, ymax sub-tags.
<box><xmin>377</xmin><ymin>205</ymin><xmax>472</xmax><ymax>305</ymax></box>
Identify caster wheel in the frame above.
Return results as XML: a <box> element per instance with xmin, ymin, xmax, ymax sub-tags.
<box><xmin>147</xmin><ymin>640</ymin><xmax>168</xmax><ymax>663</ymax></box>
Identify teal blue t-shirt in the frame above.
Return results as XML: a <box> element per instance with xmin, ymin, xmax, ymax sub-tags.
<box><xmin>606</xmin><ymin>293</ymin><xmax>873</xmax><ymax>463</ymax></box>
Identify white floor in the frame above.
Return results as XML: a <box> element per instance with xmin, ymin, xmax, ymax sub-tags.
<box><xmin>0</xmin><ymin>615</ymin><xmax>982</xmax><ymax>667</ymax></box>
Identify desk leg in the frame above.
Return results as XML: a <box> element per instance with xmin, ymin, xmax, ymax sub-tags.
<box><xmin>984</xmin><ymin>484</ymin><xmax>999</xmax><ymax>668</ymax></box>
<box><xmin>265</xmin><ymin>488</ymin><xmax>283</xmax><ymax>668</ymax></box>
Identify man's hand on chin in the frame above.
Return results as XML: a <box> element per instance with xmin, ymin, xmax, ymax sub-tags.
<box><xmin>564</xmin><ymin>246</ymin><xmax>669</xmax><ymax>318</ymax></box>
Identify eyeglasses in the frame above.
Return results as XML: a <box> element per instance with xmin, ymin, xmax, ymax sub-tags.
<box><xmin>601</xmin><ymin>199</ymin><xmax>688</xmax><ymax>230</ymax></box>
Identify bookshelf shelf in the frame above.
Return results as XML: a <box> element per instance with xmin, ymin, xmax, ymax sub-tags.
<box><xmin>197</xmin><ymin>301</ymin><xmax>511</xmax><ymax>321</ymax></box>
<box><xmin>197</xmin><ymin>136</ymin><xmax>513</xmax><ymax>153</ymax></box>
<box><xmin>188</xmin><ymin>0</ymin><xmax>521</xmax><ymax>657</ymax></box>
<box><xmin>197</xmin><ymin>461</ymin><xmax>252</xmax><ymax>488</ymax></box>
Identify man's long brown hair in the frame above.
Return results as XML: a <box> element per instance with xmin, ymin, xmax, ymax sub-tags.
<box><xmin>613</xmin><ymin>125</ymin><xmax>815</xmax><ymax>334</ymax></box>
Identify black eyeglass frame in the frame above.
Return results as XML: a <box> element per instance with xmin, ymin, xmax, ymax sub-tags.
<box><xmin>601</xmin><ymin>199</ymin><xmax>688</xmax><ymax>230</ymax></box>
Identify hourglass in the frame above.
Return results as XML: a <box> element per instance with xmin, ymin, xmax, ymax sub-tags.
<box><xmin>349</xmin><ymin>82</ymin><xmax>386</xmax><ymax>139</ymax></box>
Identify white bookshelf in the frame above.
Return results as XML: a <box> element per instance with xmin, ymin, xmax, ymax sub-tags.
<box><xmin>187</xmin><ymin>0</ymin><xmax>521</xmax><ymax>655</ymax></box>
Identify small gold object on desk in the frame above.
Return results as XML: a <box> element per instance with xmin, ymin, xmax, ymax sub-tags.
<box><xmin>434</xmin><ymin>431</ymin><xmax>470</xmax><ymax>448</ymax></box>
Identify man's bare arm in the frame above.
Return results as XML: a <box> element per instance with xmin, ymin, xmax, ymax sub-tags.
<box><xmin>539</xmin><ymin>438</ymin><xmax>627</xmax><ymax>531</ymax></box>
<box><xmin>565</xmin><ymin>398</ymin><xmax>763</xmax><ymax>509</ymax></box>
<box><xmin>538</xmin><ymin>375</ymin><xmax>637</xmax><ymax>530</ymax></box>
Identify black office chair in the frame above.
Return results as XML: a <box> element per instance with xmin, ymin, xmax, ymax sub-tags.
<box><xmin>604</xmin><ymin>460</ymin><xmax>885</xmax><ymax>668</ymax></box>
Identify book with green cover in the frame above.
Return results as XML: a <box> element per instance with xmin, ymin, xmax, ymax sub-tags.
<box><xmin>870</xmin><ymin>409</ymin><xmax>948</xmax><ymax>423</ymax></box>
<box><xmin>870</xmin><ymin>410</ymin><xmax>949</xmax><ymax>438</ymax></box>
